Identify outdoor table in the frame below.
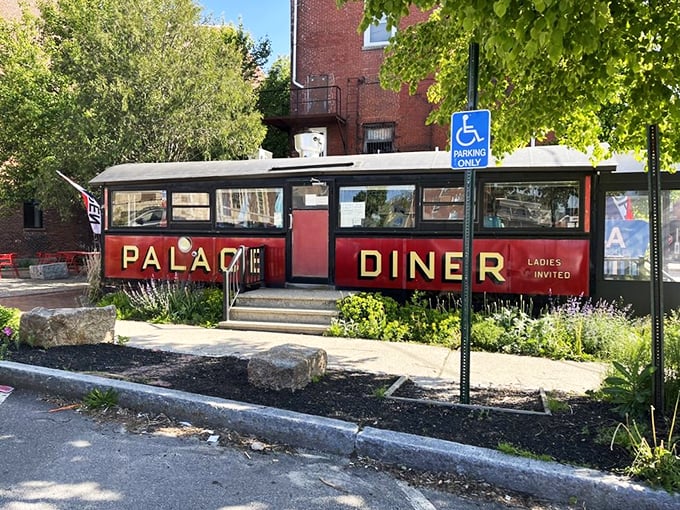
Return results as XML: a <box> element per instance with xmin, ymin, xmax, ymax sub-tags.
<box><xmin>56</xmin><ymin>251</ymin><xmax>98</xmax><ymax>274</ymax></box>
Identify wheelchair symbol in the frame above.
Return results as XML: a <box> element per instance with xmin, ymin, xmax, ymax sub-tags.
<box><xmin>455</xmin><ymin>114</ymin><xmax>485</xmax><ymax>147</ymax></box>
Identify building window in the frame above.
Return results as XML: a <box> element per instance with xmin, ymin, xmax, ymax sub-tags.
<box><xmin>23</xmin><ymin>200</ymin><xmax>43</xmax><ymax>229</ymax></box>
<box><xmin>363</xmin><ymin>16</ymin><xmax>395</xmax><ymax>48</ymax></box>
<box><xmin>110</xmin><ymin>190</ymin><xmax>167</xmax><ymax>227</ymax></box>
<box><xmin>363</xmin><ymin>123</ymin><xmax>395</xmax><ymax>153</ymax></box>
<box><xmin>422</xmin><ymin>187</ymin><xmax>465</xmax><ymax>221</ymax></box>
<box><xmin>482</xmin><ymin>181</ymin><xmax>580</xmax><ymax>229</ymax></box>
<box><xmin>339</xmin><ymin>184</ymin><xmax>414</xmax><ymax>228</ymax></box>
<box><xmin>216</xmin><ymin>188</ymin><xmax>283</xmax><ymax>228</ymax></box>
<box><xmin>171</xmin><ymin>192</ymin><xmax>210</xmax><ymax>222</ymax></box>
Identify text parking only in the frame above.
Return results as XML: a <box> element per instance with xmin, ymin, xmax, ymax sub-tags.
<box><xmin>451</xmin><ymin>110</ymin><xmax>490</xmax><ymax>169</ymax></box>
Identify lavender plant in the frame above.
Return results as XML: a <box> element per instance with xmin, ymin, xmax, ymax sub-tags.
<box><xmin>98</xmin><ymin>278</ymin><xmax>223</xmax><ymax>326</ymax></box>
<box><xmin>539</xmin><ymin>297</ymin><xmax>636</xmax><ymax>359</ymax></box>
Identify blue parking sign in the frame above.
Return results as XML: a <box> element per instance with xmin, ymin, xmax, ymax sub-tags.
<box><xmin>451</xmin><ymin>110</ymin><xmax>490</xmax><ymax>169</ymax></box>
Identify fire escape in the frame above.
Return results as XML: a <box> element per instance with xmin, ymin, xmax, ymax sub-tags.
<box><xmin>263</xmin><ymin>85</ymin><xmax>347</xmax><ymax>154</ymax></box>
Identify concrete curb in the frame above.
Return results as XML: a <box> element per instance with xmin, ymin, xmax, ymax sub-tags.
<box><xmin>0</xmin><ymin>361</ymin><xmax>357</xmax><ymax>456</ymax></box>
<box><xmin>1</xmin><ymin>361</ymin><xmax>678</xmax><ymax>509</ymax></box>
<box><xmin>356</xmin><ymin>428</ymin><xmax>678</xmax><ymax>510</ymax></box>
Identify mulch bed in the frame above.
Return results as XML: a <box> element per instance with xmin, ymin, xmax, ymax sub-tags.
<box><xmin>5</xmin><ymin>342</ymin><xmax>632</xmax><ymax>474</ymax></box>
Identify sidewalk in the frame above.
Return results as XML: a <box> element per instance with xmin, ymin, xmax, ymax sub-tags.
<box><xmin>0</xmin><ymin>276</ymin><xmax>607</xmax><ymax>393</ymax></box>
<box><xmin>116</xmin><ymin>320</ymin><xmax>607</xmax><ymax>394</ymax></box>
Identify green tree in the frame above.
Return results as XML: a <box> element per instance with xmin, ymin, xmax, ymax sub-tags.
<box><xmin>0</xmin><ymin>0</ymin><xmax>266</xmax><ymax>212</ymax></box>
<box><xmin>339</xmin><ymin>1</ymin><xmax>680</xmax><ymax>169</ymax></box>
<box><xmin>257</xmin><ymin>56</ymin><xmax>291</xmax><ymax>158</ymax></box>
<box><xmin>218</xmin><ymin>21</ymin><xmax>272</xmax><ymax>82</ymax></box>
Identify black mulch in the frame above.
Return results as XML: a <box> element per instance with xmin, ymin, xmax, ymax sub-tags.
<box><xmin>6</xmin><ymin>343</ymin><xmax>632</xmax><ymax>474</ymax></box>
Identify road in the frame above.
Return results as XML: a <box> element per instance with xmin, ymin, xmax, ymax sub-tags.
<box><xmin>0</xmin><ymin>387</ymin><xmax>548</xmax><ymax>510</ymax></box>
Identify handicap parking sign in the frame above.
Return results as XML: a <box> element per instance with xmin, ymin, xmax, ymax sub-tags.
<box><xmin>451</xmin><ymin>110</ymin><xmax>490</xmax><ymax>169</ymax></box>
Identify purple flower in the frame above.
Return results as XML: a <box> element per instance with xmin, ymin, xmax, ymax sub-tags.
<box><xmin>2</xmin><ymin>326</ymin><xmax>12</xmax><ymax>338</ymax></box>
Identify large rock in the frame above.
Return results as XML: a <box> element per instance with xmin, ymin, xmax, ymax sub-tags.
<box><xmin>29</xmin><ymin>262</ymin><xmax>69</xmax><ymax>280</ymax></box>
<box><xmin>248</xmin><ymin>344</ymin><xmax>327</xmax><ymax>391</ymax></box>
<box><xmin>19</xmin><ymin>305</ymin><xmax>116</xmax><ymax>348</ymax></box>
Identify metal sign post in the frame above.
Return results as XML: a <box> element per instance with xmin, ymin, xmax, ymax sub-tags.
<box><xmin>451</xmin><ymin>42</ymin><xmax>490</xmax><ymax>404</ymax></box>
<box><xmin>647</xmin><ymin>124</ymin><xmax>665</xmax><ymax>413</ymax></box>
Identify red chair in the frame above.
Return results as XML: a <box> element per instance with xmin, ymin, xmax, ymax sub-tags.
<box><xmin>0</xmin><ymin>253</ymin><xmax>20</xmax><ymax>278</ymax></box>
<box><xmin>36</xmin><ymin>252</ymin><xmax>60</xmax><ymax>264</ymax></box>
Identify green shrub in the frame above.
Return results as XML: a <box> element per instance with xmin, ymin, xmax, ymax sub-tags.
<box><xmin>98</xmin><ymin>291</ymin><xmax>135</xmax><ymax>319</ymax></box>
<box><xmin>397</xmin><ymin>292</ymin><xmax>460</xmax><ymax>346</ymax></box>
<box><xmin>471</xmin><ymin>316</ymin><xmax>505</xmax><ymax>351</ymax></box>
<box><xmin>98</xmin><ymin>280</ymin><xmax>223</xmax><ymax>327</ymax></box>
<box><xmin>0</xmin><ymin>305</ymin><xmax>21</xmax><ymax>359</ymax></box>
<box><xmin>664</xmin><ymin>311</ymin><xmax>680</xmax><ymax>409</ymax></box>
<box><xmin>603</xmin><ymin>360</ymin><xmax>656</xmax><ymax>418</ymax></box>
<box><xmin>612</xmin><ymin>397</ymin><xmax>680</xmax><ymax>492</ymax></box>
<box><xmin>331</xmin><ymin>291</ymin><xmax>459</xmax><ymax>345</ymax></box>
<box><xmin>334</xmin><ymin>292</ymin><xmax>398</xmax><ymax>340</ymax></box>
<box><xmin>83</xmin><ymin>388</ymin><xmax>119</xmax><ymax>410</ymax></box>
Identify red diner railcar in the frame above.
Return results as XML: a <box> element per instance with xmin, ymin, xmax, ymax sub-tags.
<box><xmin>90</xmin><ymin>146</ymin><xmax>610</xmax><ymax>301</ymax></box>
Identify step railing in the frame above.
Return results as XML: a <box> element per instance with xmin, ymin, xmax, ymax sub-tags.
<box><xmin>223</xmin><ymin>245</ymin><xmax>265</xmax><ymax>321</ymax></box>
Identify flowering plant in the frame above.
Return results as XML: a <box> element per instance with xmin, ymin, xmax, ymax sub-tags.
<box><xmin>0</xmin><ymin>305</ymin><xmax>21</xmax><ymax>359</ymax></box>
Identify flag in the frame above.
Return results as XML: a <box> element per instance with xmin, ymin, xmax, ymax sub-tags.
<box><xmin>57</xmin><ymin>171</ymin><xmax>101</xmax><ymax>235</ymax></box>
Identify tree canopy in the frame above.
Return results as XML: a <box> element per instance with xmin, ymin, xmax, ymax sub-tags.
<box><xmin>257</xmin><ymin>56</ymin><xmax>291</xmax><ymax>158</ymax></box>
<box><xmin>339</xmin><ymin>0</ymin><xmax>680</xmax><ymax>169</ymax></box>
<box><xmin>0</xmin><ymin>0</ymin><xmax>267</xmax><ymax>211</ymax></box>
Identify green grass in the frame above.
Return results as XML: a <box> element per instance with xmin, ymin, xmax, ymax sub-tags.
<box><xmin>497</xmin><ymin>441</ymin><xmax>554</xmax><ymax>462</ymax></box>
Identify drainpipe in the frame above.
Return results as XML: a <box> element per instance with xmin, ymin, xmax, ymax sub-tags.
<box><xmin>292</xmin><ymin>0</ymin><xmax>304</xmax><ymax>88</ymax></box>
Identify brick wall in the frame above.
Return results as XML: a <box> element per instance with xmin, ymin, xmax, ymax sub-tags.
<box><xmin>0</xmin><ymin>204</ymin><xmax>96</xmax><ymax>260</ymax></box>
<box><xmin>293</xmin><ymin>0</ymin><xmax>448</xmax><ymax>155</ymax></box>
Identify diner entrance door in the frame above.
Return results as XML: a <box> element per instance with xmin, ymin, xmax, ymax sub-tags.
<box><xmin>289</xmin><ymin>182</ymin><xmax>329</xmax><ymax>281</ymax></box>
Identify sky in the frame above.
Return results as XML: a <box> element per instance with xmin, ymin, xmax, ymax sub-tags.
<box><xmin>198</xmin><ymin>1</ymin><xmax>290</xmax><ymax>70</ymax></box>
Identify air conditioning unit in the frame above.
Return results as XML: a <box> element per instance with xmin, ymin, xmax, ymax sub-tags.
<box><xmin>294</xmin><ymin>132</ymin><xmax>325</xmax><ymax>158</ymax></box>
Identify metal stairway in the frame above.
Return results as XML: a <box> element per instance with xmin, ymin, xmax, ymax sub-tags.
<box><xmin>217</xmin><ymin>287</ymin><xmax>352</xmax><ymax>335</ymax></box>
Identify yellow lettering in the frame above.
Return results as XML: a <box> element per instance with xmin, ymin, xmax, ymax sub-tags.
<box><xmin>122</xmin><ymin>245</ymin><xmax>139</xmax><ymax>269</ymax></box>
<box><xmin>169</xmin><ymin>247</ymin><xmax>186</xmax><ymax>271</ymax></box>
<box><xmin>390</xmin><ymin>250</ymin><xmax>398</xmax><ymax>279</ymax></box>
<box><xmin>479</xmin><ymin>252</ymin><xmax>505</xmax><ymax>283</ymax></box>
<box><xmin>443</xmin><ymin>252</ymin><xmax>463</xmax><ymax>281</ymax></box>
<box><xmin>409</xmin><ymin>251</ymin><xmax>435</xmax><ymax>280</ymax></box>
<box><xmin>360</xmin><ymin>250</ymin><xmax>381</xmax><ymax>277</ymax></box>
<box><xmin>219</xmin><ymin>248</ymin><xmax>237</xmax><ymax>272</ymax></box>
<box><xmin>190</xmin><ymin>247</ymin><xmax>211</xmax><ymax>272</ymax></box>
<box><xmin>142</xmin><ymin>246</ymin><xmax>161</xmax><ymax>271</ymax></box>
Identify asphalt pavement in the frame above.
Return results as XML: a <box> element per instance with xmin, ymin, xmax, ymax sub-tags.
<box><xmin>0</xmin><ymin>277</ymin><xmax>678</xmax><ymax>509</ymax></box>
<box><xmin>4</xmin><ymin>388</ymin><xmax>505</xmax><ymax>510</ymax></box>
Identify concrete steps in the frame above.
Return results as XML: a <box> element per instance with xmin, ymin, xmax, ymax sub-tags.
<box><xmin>217</xmin><ymin>287</ymin><xmax>352</xmax><ymax>335</ymax></box>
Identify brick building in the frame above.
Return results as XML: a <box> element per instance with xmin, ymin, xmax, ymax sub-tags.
<box><xmin>0</xmin><ymin>0</ymin><xmax>94</xmax><ymax>261</ymax></box>
<box><xmin>266</xmin><ymin>0</ymin><xmax>448</xmax><ymax>156</ymax></box>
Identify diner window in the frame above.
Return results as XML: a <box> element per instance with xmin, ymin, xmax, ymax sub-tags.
<box><xmin>422</xmin><ymin>187</ymin><xmax>465</xmax><ymax>221</ymax></box>
<box><xmin>171</xmin><ymin>192</ymin><xmax>210</xmax><ymax>222</ymax></box>
<box><xmin>339</xmin><ymin>184</ymin><xmax>414</xmax><ymax>228</ymax></box>
<box><xmin>216</xmin><ymin>188</ymin><xmax>283</xmax><ymax>228</ymax></box>
<box><xmin>363</xmin><ymin>123</ymin><xmax>395</xmax><ymax>154</ymax></box>
<box><xmin>482</xmin><ymin>181</ymin><xmax>580</xmax><ymax>229</ymax></box>
<box><xmin>23</xmin><ymin>200</ymin><xmax>43</xmax><ymax>229</ymax></box>
<box><xmin>363</xmin><ymin>16</ymin><xmax>395</xmax><ymax>48</ymax></box>
<box><xmin>110</xmin><ymin>190</ymin><xmax>166</xmax><ymax>227</ymax></box>
<box><xmin>602</xmin><ymin>189</ymin><xmax>680</xmax><ymax>282</ymax></box>
<box><xmin>603</xmin><ymin>190</ymin><xmax>648</xmax><ymax>281</ymax></box>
